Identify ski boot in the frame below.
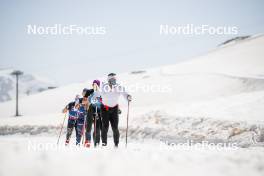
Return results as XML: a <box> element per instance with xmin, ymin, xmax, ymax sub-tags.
<box><xmin>84</xmin><ymin>140</ymin><xmax>91</xmax><ymax>148</ymax></box>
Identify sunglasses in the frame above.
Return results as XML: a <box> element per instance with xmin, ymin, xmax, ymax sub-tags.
<box><xmin>108</xmin><ymin>78</ymin><xmax>116</xmax><ymax>85</ymax></box>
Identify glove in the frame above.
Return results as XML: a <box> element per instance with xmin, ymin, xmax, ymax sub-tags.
<box><xmin>62</xmin><ymin>108</ymin><xmax>67</xmax><ymax>113</ymax></box>
<box><xmin>127</xmin><ymin>95</ymin><xmax>132</xmax><ymax>102</ymax></box>
<box><xmin>118</xmin><ymin>109</ymin><xmax>122</xmax><ymax>114</ymax></box>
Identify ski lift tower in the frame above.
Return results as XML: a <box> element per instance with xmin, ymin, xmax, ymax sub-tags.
<box><xmin>10</xmin><ymin>70</ymin><xmax>23</xmax><ymax>116</ymax></box>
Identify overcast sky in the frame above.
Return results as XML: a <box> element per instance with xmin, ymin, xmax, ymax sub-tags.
<box><xmin>1</xmin><ymin>0</ymin><xmax>264</xmax><ymax>85</ymax></box>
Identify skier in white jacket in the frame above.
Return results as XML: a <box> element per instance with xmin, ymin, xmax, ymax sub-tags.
<box><xmin>100</xmin><ymin>73</ymin><xmax>132</xmax><ymax>147</ymax></box>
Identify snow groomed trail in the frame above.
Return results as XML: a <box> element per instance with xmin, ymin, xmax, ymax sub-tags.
<box><xmin>0</xmin><ymin>136</ymin><xmax>264</xmax><ymax>176</ymax></box>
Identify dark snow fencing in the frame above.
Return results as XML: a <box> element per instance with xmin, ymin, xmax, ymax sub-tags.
<box><xmin>0</xmin><ymin>125</ymin><xmax>60</xmax><ymax>135</ymax></box>
<box><xmin>1</xmin><ymin>112</ymin><xmax>264</xmax><ymax>148</ymax></box>
<box><xmin>126</xmin><ymin>111</ymin><xmax>264</xmax><ymax>148</ymax></box>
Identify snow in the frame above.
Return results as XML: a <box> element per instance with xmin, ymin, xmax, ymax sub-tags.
<box><xmin>0</xmin><ymin>35</ymin><xmax>264</xmax><ymax>176</ymax></box>
<box><xmin>0</xmin><ymin>136</ymin><xmax>264</xmax><ymax>176</ymax></box>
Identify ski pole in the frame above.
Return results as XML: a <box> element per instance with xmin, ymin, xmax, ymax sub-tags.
<box><xmin>57</xmin><ymin>113</ymin><xmax>67</xmax><ymax>145</ymax></box>
<box><xmin>81</xmin><ymin>112</ymin><xmax>87</xmax><ymax>145</ymax></box>
<box><xmin>82</xmin><ymin>101</ymin><xmax>90</xmax><ymax>146</ymax></box>
<box><xmin>94</xmin><ymin>106</ymin><xmax>97</xmax><ymax>146</ymax></box>
<box><xmin>125</xmin><ymin>101</ymin><xmax>130</xmax><ymax>148</ymax></box>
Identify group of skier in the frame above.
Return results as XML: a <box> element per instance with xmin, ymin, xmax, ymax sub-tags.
<box><xmin>62</xmin><ymin>73</ymin><xmax>132</xmax><ymax>148</ymax></box>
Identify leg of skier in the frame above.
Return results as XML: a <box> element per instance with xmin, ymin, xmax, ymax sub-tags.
<box><xmin>84</xmin><ymin>106</ymin><xmax>93</xmax><ymax>147</ymax></box>
<box><xmin>95</xmin><ymin>113</ymin><xmax>101</xmax><ymax>146</ymax></box>
<box><xmin>65</xmin><ymin>119</ymin><xmax>75</xmax><ymax>146</ymax></box>
<box><xmin>109</xmin><ymin>106</ymin><xmax>119</xmax><ymax>147</ymax></box>
<box><xmin>93</xmin><ymin>107</ymin><xmax>101</xmax><ymax>147</ymax></box>
<box><xmin>76</xmin><ymin>117</ymin><xmax>84</xmax><ymax>146</ymax></box>
<box><xmin>101</xmin><ymin>107</ymin><xmax>110</xmax><ymax>146</ymax></box>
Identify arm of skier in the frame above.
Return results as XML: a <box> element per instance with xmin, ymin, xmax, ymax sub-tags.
<box><xmin>62</xmin><ymin>104</ymin><xmax>69</xmax><ymax>113</ymax></box>
<box><xmin>84</xmin><ymin>89</ymin><xmax>94</xmax><ymax>98</ymax></box>
<box><xmin>62</xmin><ymin>107</ymin><xmax>68</xmax><ymax>113</ymax></box>
<box><xmin>120</xmin><ymin>86</ymin><xmax>132</xmax><ymax>102</ymax></box>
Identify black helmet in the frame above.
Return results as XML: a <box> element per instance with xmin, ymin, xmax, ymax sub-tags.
<box><xmin>108</xmin><ymin>73</ymin><xmax>116</xmax><ymax>77</ymax></box>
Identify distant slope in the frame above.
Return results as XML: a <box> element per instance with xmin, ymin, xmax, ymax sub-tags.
<box><xmin>160</xmin><ymin>34</ymin><xmax>264</xmax><ymax>77</ymax></box>
<box><xmin>0</xmin><ymin>69</ymin><xmax>56</xmax><ymax>102</ymax></box>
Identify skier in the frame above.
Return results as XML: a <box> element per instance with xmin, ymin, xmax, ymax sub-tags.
<box><xmin>62</xmin><ymin>94</ymin><xmax>87</xmax><ymax>146</ymax></box>
<box><xmin>84</xmin><ymin>80</ymin><xmax>102</xmax><ymax>147</ymax></box>
<box><xmin>100</xmin><ymin>73</ymin><xmax>132</xmax><ymax>147</ymax></box>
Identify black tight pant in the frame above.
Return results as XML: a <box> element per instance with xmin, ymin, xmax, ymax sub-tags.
<box><xmin>101</xmin><ymin>106</ymin><xmax>119</xmax><ymax>146</ymax></box>
<box><xmin>85</xmin><ymin>105</ymin><xmax>101</xmax><ymax>146</ymax></box>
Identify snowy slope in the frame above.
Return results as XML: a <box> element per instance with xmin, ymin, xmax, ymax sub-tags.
<box><xmin>0</xmin><ymin>35</ymin><xmax>264</xmax><ymax>121</ymax></box>
<box><xmin>0</xmin><ymin>68</ymin><xmax>56</xmax><ymax>102</ymax></box>
<box><xmin>126</xmin><ymin>35</ymin><xmax>264</xmax><ymax>119</ymax></box>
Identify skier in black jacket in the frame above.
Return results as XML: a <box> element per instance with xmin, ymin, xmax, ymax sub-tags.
<box><xmin>83</xmin><ymin>80</ymin><xmax>102</xmax><ymax>147</ymax></box>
